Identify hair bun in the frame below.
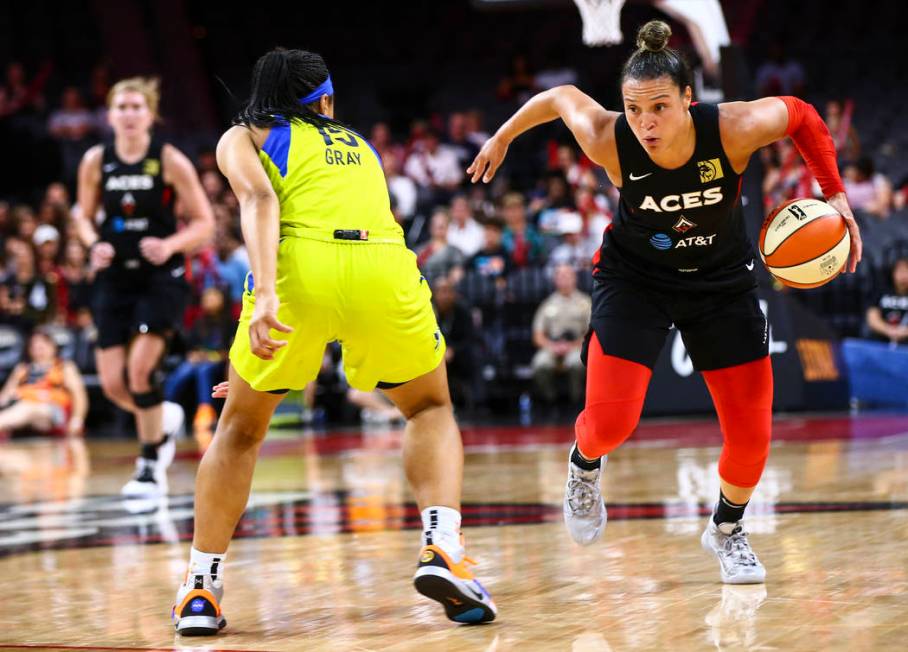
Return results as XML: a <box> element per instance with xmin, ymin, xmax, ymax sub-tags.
<box><xmin>637</xmin><ymin>20</ymin><xmax>671</xmax><ymax>52</ymax></box>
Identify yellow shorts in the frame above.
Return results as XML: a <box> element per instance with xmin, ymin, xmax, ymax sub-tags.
<box><xmin>229</xmin><ymin>232</ymin><xmax>445</xmax><ymax>393</ymax></box>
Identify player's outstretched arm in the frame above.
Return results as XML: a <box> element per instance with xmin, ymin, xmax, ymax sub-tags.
<box><xmin>468</xmin><ymin>85</ymin><xmax>618</xmax><ymax>183</ymax></box>
<box><xmin>721</xmin><ymin>97</ymin><xmax>861</xmax><ymax>272</ymax></box>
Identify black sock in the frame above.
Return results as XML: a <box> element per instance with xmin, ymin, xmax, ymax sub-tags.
<box><xmin>140</xmin><ymin>435</ymin><xmax>169</xmax><ymax>462</ymax></box>
<box><xmin>570</xmin><ymin>442</ymin><xmax>601</xmax><ymax>471</ymax></box>
<box><xmin>713</xmin><ymin>490</ymin><xmax>748</xmax><ymax>530</ymax></box>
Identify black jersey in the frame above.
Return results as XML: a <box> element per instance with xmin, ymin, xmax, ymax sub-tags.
<box><xmin>594</xmin><ymin>103</ymin><xmax>755</xmax><ymax>293</ymax></box>
<box><xmin>99</xmin><ymin>139</ymin><xmax>182</xmax><ymax>278</ymax></box>
<box><xmin>870</xmin><ymin>286</ymin><xmax>908</xmax><ymax>340</ymax></box>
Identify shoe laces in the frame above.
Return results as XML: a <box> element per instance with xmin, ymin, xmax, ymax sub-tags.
<box><xmin>567</xmin><ymin>470</ymin><xmax>599</xmax><ymax>514</ymax></box>
<box><xmin>454</xmin><ymin>534</ymin><xmax>478</xmax><ymax>567</ymax></box>
<box><xmin>722</xmin><ymin>525</ymin><xmax>758</xmax><ymax>567</ymax></box>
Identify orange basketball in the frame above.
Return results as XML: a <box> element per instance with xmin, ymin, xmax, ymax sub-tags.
<box><xmin>759</xmin><ymin>198</ymin><xmax>850</xmax><ymax>289</ymax></box>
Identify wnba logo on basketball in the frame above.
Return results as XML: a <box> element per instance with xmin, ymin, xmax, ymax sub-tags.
<box><xmin>697</xmin><ymin>158</ymin><xmax>724</xmax><ymax>183</ymax></box>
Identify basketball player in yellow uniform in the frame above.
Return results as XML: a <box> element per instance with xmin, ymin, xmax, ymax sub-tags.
<box><xmin>172</xmin><ymin>49</ymin><xmax>496</xmax><ymax>636</ymax></box>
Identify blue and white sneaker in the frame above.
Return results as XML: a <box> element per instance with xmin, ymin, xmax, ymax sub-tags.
<box><xmin>172</xmin><ymin>571</ymin><xmax>226</xmax><ymax>636</ymax></box>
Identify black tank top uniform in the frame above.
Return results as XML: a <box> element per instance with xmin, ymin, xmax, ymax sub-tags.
<box><xmin>584</xmin><ymin>103</ymin><xmax>768</xmax><ymax>372</ymax></box>
<box><xmin>595</xmin><ymin>102</ymin><xmax>755</xmax><ymax>293</ymax></box>
<box><xmin>98</xmin><ymin>139</ymin><xmax>183</xmax><ymax>281</ymax></box>
<box><xmin>92</xmin><ymin>140</ymin><xmax>189</xmax><ymax>348</ymax></box>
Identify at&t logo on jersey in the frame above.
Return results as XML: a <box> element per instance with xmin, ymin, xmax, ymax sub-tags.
<box><xmin>639</xmin><ymin>187</ymin><xmax>723</xmax><ymax>212</ymax></box>
<box><xmin>111</xmin><ymin>216</ymin><xmax>150</xmax><ymax>233</ymax></box>
<box><xmin>675</xmin><ymin>234</ymin><xmax>717</xmax><ymax>248</ymax></box>
<box><xmin>649</xmin><ymin>233</ymin><xmax>673</xmax><ymax>250</ymax></box>
<box><xmin>650</xmin><ymin>233</ymin><xmax>718</xmax><ymax>250</ymax></box>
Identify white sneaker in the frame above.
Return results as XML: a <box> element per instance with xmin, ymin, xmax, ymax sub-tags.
<box><xmin>121</xmin><ymin>433</ymin><xmax>174</xmax><ymax>497</ymax></box>
<box><xmin>701</xmin><ymin>519</ymin><xmax>766</xmax><ymax>584</ymax></box>
<box><xmin>156</xmin><ymin>432</ymin><xmax>176</xmax><ymax>470</ymax></box>
<box><xmin>563</xmin><ymin>445</ymin><xmax>606</xmax><ymax>545</ymax></box>
<box><xmin>173</xmin><ymin>572</ymin><xmax>226</xmax><ymax>636</ymax></box>
<box><xmin>163</xmin><ymin>401</ymin><xmax>186</xmax><ymax>440</ymax></box>
<box><xmin>121</xmin><ymin>457</ymin><xmax>168</xmax><ymax>497</ymax></box>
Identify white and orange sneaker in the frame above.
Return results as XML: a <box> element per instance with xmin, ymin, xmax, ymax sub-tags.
<box><xmin>413</xmin><ymin>544</ymin><xmax>497</xmax><ymax>624</ymax></box>
<box><xmin>172</xmin><ymin>571</ymin><xmax>226</xmax><ymax>636</ymax></box>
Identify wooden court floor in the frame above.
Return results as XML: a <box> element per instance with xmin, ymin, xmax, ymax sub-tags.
<box><xmin>1</xmin><ymin>413</ymin><xmax>907</xmax><ymax>651</ymax></box>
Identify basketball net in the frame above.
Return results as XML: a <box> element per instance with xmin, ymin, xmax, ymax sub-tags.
<box><xmin>573</xmin><ymin>0</ymin><xmax>626</xmax><ymax>46</ymax></box>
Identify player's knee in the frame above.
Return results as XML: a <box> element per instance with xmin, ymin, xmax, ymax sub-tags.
<box><xmin>128</xmin><ymin>365</ymin><xmax>163</xmax><ymax>409</ymax></box>
<box><xmin>127</xmin><ymin>363</ymin><xmax>156</xmax><ymax>393</ymax></box>
<box><xmin>719</xmin><ymin>418</ymin><xmax>772</xmax><ymax>486</ymax></box>
<box><xmin>575</xmin><ymin>400</ymin><xmax>642</xmax><ymax>458</ymax></box>
<box><xmin>219</xmin><ymin>411</ymin><xmax>269</xmax><ymax>449</ymax></box>
<box><xmin>99</xmin><ymin>374</ymin><xmax>129</xmax><ymax>404</ymax></box>
<box><xmin>719</xmin><ymin>446</ymin><xmax>769</xmax><ymax>488</ymax></box>
<box><xmin>398</xmin><ymin>393</ymin><xmax>451</xmax><ymax>421</ymax></box>
<box><xmin>130</xmin><ymin>388</ymin><xmax>164</xmax><ymax>410</ymax></box>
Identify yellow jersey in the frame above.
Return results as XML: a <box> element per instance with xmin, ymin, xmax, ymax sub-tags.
<box><xmin>258</xmin><ymin>118</ymin><xmax>403</xmax><ymax>240</ymax></box>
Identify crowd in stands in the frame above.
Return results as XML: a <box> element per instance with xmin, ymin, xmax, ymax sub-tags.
<box><xmin>3</xmin><ymin>43</ymin><xmax>908</xmax><ymax>436</ymax></box>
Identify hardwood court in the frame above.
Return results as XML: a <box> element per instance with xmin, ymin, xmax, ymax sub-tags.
<box><xmin>1</xmin><ymin>414</ymin><xmax>908</xmax><ymax>651</ymax></box>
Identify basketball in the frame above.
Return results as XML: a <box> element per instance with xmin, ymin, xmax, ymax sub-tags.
<box><xmin>759</xmin><ymin>198</ymin><xmax>851</xmax><ymax>289</ymax></box>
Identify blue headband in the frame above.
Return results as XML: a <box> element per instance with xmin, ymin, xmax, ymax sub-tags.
<box><xmin>299</xmin><ymin>76</ymin><xmax>334</xmax><ymax>106</ymax></box>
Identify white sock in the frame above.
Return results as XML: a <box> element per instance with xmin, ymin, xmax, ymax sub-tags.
<box><xmin>188</xmin><ymin>547</ymin><xmax>225</xmax><ymax>581</ymax></box>
<box><xmin>421</xmin><ymin>506</ymin><xmax>463</xmax><ymax>562</ymax></box>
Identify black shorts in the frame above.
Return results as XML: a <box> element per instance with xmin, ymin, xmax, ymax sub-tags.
<box><xmin>582</xmin><ymin>274</ymin><xmax>768</xmax><ymax>371</ymax></box>
<box><xmin>92</xmin><ymin>271</ymin><xmax>189</xmax><ymax>349</ymax></box>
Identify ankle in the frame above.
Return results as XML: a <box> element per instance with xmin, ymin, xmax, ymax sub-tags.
<box><xmin>425</xmin><ymin>529</ymin><xmax>464</xmax><ymax>562</ymax></box>
<box><xmin>713</xmin><ymin>489</ymin><xmax>749</xmax><ymax>533</ymax></box>
<box><xmin>420</xmin><ymin>506</ymin><xmax>464</xmax><ymax>562</ymax></box>
<box><xmin>188</xmin><ymin>547</ymin><xmax>225</xmax><ymax>579</ymax></box>
<box><xmin>571</xmin><ymin>443</ymin><xmax>602</xmax><ymax>471</ymax></box>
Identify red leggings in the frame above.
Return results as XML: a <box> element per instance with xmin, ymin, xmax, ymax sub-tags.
<box><xmin>575</xmin><ymin>333</ymin><xmax>773</xmax><ymax>487</ymax></box>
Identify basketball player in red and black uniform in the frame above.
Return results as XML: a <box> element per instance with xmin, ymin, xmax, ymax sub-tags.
<box><xmin>469</xmin><ymin>21</ymin><xmax>861</xmax><ymax>583</ymax></box>
<box><xmin>73</xmin><ymin>77</ymin><xmax>214</xmax><ymax>496</ymax></box>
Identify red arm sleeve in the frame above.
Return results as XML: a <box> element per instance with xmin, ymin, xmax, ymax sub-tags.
<box><xmin>779</xmin><ymin>96</ymin><xmax>846</xmax><ymax>197</ymax></box>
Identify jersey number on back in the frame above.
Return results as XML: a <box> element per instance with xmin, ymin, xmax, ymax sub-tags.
<box><xmin>317</xmin><ymin>126</ymin><xmax>362</xmax><ymax>166</ymax></box>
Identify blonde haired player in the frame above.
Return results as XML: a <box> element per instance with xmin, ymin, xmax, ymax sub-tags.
<box><xmin>73</xmin><ymin>77</ymin><xmax>214</xmax><ymax>496</ymax></box>
<box><xmin>171</xmin><ymin>49</ymin><xmax>496</xmax><ymax>636</ymax></box>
